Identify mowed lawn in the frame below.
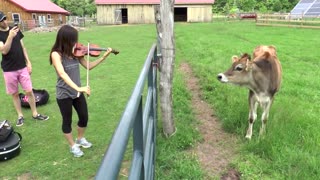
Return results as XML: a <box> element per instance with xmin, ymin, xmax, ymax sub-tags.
<box><xmin>0</xmin><ymin>22</ymin><xmax>319</xmax><ymax>179</ymax></box>
<box><xmin>0</xmin><ymin>24</ymin><xmax>157</xmax><ymax>179</ymax></box>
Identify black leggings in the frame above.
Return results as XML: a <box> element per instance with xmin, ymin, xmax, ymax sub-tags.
<box><xmin>56</xmin><ymin>93</ymin><xmax>88</xmax><ymax>133</ymax></box>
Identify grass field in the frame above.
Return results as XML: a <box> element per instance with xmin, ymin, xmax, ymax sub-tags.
<box><xmin>0</xmin><ymin>24</ymin><xmax>157</xmax><ymax>179</ymax></box>
<box><xmin>174</xmin><ymin>22</ymin><xmax>320</xmax><ymax>179</ymax></box>
<box><xmin>0</xmin><ymin>22</ymin><xmax>319</xmax><ymax>179</ymax></box>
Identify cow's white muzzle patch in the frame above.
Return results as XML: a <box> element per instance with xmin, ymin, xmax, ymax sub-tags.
<box><xmin>217</xmin><ymin>73</ymin><xmax>228</xmax><ymax>83</ymax></box>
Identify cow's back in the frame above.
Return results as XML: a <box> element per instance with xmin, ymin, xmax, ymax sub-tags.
<box><xmin>253</xmin><ymin>46</ymin><xmax>282</xmax><ymax>96</ymax></box>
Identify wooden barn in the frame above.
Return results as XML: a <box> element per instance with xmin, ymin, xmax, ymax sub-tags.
<box><xmin>95</xmin><ymin>0</ymin><xmax>214</xmax><ymax>25</ymax></box>
<box><xmin>0</xmin><ymin>0</ymin><xmax>69</xmax><ymax>29</ymax></box>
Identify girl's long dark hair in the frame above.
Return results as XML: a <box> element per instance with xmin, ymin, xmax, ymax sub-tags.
<box><xmin>49</xmin><ymin>25</ymin><xmax>78</xmax><ymax>64</ymax></box>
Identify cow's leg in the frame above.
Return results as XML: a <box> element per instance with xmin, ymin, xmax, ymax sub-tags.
<box><xmin>259</xmin><ymin>98</ymin><xmax>272</xmax><ymax>135</ymax></box>
<box><xmin>245</xmin><ymin>91</ymin><xmax>258</xmax><ymax>139</ymax></box>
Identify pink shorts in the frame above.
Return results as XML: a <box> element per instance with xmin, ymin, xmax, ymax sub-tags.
<box><xmin>3</xmin><ymin>67</ymin><xmax>33</xmax><ymax>95</ymax></box>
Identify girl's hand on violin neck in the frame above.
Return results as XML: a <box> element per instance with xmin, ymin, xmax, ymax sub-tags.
<box><xmin>78</xmin><ymin>86</ymin><xmax>91</xmax><ymax>96</ymax></box>
<box><xmin>102</xmin><ymin>48</ymin><xmax>112</xmax><ymax>59</ymax></box>
<box><xmin>106</xmin><ymin>48</ymin><xmax>113</xmax><ymax>54</ymax></box>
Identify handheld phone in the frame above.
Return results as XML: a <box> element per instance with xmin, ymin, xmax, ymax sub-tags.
<box><xmin>14</xmin><ymin>22</ymin><xmax>18</xmax><ymax>27</ymax></box>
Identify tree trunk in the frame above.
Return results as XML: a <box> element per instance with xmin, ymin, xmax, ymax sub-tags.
<box><xmin>154</xmin><ymin>1</ymin><xmax>176</xmax><ymax>138</ymax></box>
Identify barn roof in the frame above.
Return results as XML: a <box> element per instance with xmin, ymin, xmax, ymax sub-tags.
<box><xmin>9</xmin><ymin>0</ymin><xmax>70</xmax><ymax>15</ymax></box>
<box><xmin>95</xmin><ymin>0</ymin><xmax>214</xmax><ymax>5</ymax></box>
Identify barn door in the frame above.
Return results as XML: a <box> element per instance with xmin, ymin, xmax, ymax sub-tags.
<box><xmin>114</xmin><ymin>9</ymin><xmax>122</xmax><ymax>24</ymax></box>
<box><xmin>121</xmin><ymin>8</ymin><xmax>128</xmax><ymax>24</ymax></box>
<box><xmin>38</xmin><ymin>15</ymin><xmax>46</xmax><ymax>27</ymax></box>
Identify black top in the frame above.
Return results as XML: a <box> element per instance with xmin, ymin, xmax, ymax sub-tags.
<box><xmin>0</xmin><ymin>27</ymin><xmax>26</xmax><ymax>72</ymax></box>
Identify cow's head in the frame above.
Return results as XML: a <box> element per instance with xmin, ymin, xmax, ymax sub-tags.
<box><xmin>217</xmin><ymin>53</ymin><xmax>253</xmax><ymax>85</ymax></box>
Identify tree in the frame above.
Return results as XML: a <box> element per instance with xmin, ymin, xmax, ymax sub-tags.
<box><xmin>212</xmin><ymin>0</ymin><xmax>228</xmax><ymax>13</ymax></box>
<box><xmin>84</xmin><ymin>0</ymin><xmax>97</xmax><ymax>16</ymax></box>
<box><xmin>273</xmin><ymin>0</ymin><xmax>283</xmax><ymax>12</ymax></box>
<box><xmin>51</xmin><ymin>0</ymin><xmax>96</xmax><ymax>16</ymax></box>
<box><xmin>238</xmin><ymin>0</ymin><xmax>256</xmax><ymax>12</ymax></box>
<box><xmin>212</xmin><ymin>0</ymin><xmax>299</xmax><ymax>14</ymax></box>
<box><xmin>155</xmin><ymin>0</ymin><xmax>176</xmax><ymax>138</ymax></box>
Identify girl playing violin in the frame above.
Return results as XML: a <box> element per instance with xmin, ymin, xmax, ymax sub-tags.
<box><xmin>49</xmin><ymin>25</ymin><xmax>112</xmax><ymax>157</ymax></box>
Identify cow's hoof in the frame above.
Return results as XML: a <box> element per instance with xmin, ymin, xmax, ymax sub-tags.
<box><xmin>245</xmin><ymin>135</ymin><xmax>252</xmax><ymax>140</ymax></box>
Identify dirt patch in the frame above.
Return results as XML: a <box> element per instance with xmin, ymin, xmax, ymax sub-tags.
<box><xmin>17</xmin><ymin>172</ymin><xmax>33</xmax><ymax>179</ymax></box>
<box><xmin>179</xmin><ymin>62</ymin><xmax>241</xmax><ymax>179</ymax></box>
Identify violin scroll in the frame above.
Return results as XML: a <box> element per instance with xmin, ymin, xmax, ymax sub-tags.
<box><xmin>111</xmin><ymin>49</ymin><xmax>119</xmax><ymax>55</ymax></box>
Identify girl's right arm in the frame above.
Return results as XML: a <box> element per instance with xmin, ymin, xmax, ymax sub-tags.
<box><xmin>51</xmin><ymin>51</ymin><xmax>90</xmax><ymax>95</ymax></box>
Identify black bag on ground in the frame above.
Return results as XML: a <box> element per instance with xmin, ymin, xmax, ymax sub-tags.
<box><xmin>0</xmin><ymin>120</ymin><xmax>22</xmax><ymax>161</ymax></box>
<box><xmin>0</xmin><ymin>132</ymin><xmax>22</xmax><ymax>161</ymax></box>
<box><xmin>19</xmin><ymin>88</ymin><xmax>49</xmax><ymax>108</ymax></box>
<box><xmin>0</xmin><ymin>120</ymin><xmax>13</xmax><ymax>142</ymax></box>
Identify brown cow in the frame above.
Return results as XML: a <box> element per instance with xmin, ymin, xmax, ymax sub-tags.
<box><xmin>217</xmin><ymin>45</ymin><xmax>282</xmax><ymax>139</ymax></box>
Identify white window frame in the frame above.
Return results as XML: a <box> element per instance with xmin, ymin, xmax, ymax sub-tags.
<box><xmin>12</xmin><ymin>13</ymin><xmax>21</xmax><ymax>23</ymax></box>
<box><xmin>47</xmin><ymin>14</ymin><xmax>52</xmax><ymax>23</ymax></box>
<box><xmin>32</xmin><ymin>13</ymin><xmax>37</xmax><ymax>20</ymax></box>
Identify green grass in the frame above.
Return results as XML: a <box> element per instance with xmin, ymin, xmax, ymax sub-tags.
<box><xmin>0</xmin><ymin>24</ymin><xmax>157</xmax><ymax>179</ymax></box>
<box><xmin>174</xmin><ymin>21</ymin><xmax>320</xmax><ymax>179</ymax></box>
<box><xmin>1</xmin><ymin>22</ymin><xmax>320</xmax><ymax>179</ymax></box>
<box><xmin>155</xmin><ymin>72</ymin><xmax>203</xmax><ymax>179</ymax></box>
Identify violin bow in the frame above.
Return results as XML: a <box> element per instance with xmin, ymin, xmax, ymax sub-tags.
<box><xmin>75</xmin><ymin>42</ymin><xmax>91</xmax><ymax>98</ymax></box>
<box><xmin>87</xmin><ymin>42</ymin><xmax>90</xmax><ymax>98</ymax></box>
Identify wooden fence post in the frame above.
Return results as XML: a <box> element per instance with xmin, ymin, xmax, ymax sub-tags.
<box><xmin>154</xmin><ymin>0</ymin><xmax>176</xmax><ymax>138</ymax></box>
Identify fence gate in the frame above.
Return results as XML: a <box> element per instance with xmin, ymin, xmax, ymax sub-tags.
<box><xmin>95</xmin><ymin>43</ymin><xmax>159</xmax><ymax>180</ymax></box>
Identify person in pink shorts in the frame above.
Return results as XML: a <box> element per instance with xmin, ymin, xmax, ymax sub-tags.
<box><xmin>0</xmin><ymin>11</ymin><xmax>49</xmax><ymax>126</ymax></box>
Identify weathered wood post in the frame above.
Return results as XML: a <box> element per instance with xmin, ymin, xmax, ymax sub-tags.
<box><xmin>154</xmin><ymin>0</ymin><xmax>176</xmax><ymax>137</ymax></box>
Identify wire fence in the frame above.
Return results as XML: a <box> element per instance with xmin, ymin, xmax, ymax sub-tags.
<box><xmin>212</xmin><ymin>13</ymin><xmax>320</xmax><ymax>29</ymax></box>
<box><xmin>256</xmin><ymin>13</ymin><xmax>320</xmax><ymax>29</ymax></box>
<box><xmin>10</xmin><ymin>17</ymin><xmax>97</xmax><ymax>32</ymax></box>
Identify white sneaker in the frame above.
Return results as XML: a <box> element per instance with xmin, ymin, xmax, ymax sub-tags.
<box><xmin>70</xmin><ymin>144</ymin><xmax>84</xmax><ymax>157</ymax></box>
<box><xmin>75</xmin><ymin>137</ymin><xmax>92</xmax><ymax>148</ymax></box>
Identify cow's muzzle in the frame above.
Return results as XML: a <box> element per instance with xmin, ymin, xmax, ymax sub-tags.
<box><xmin>217</xmin><ymin>73</ymin><xmax>228</xmax><ymax>83</ymax></box>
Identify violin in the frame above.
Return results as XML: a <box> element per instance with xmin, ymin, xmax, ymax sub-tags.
<box><xmin>73</xmin><ymin>43</ymin><xmax>119</xmax><ymax>57</ymax></box>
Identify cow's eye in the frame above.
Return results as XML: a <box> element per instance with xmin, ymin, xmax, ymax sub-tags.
<box><xmin>235</xmin><ymin>65</ymin><xmax>243</xmax><ymax>71</ymax></box>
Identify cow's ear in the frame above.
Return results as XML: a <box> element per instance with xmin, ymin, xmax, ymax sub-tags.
<box><xmin>269</xmin><ymin>45</ymin><xmax>277</xmax><ymax>56</ymax></box>
<box><xmin>232</xmin><ymin>55</ymin><xmax>238</xmax><ymax>63</ymax></box>
<box><xmin>245</xmin><ymin>59</ymin><xmax>253</xmax><ymax>71</ymax></box>
<box><xmin>247</xmin><ymin>54</ymin><xmax>252</xmax><ymax>61</ymax></box>
<box><xmin>269</xmin><ymin>45</ymin><xmax>276</xmax><ymax>50</ymax></box>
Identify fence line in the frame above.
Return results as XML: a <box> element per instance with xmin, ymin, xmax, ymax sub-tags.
<box><xmin>212</xmin><ymin>13</ymin><xmax>257</xmax><ymax>22</ymax></box>
<box><xmin>256</xmin><ymin>13</ymin><xmax>320</xmax><ymax>29</ymax></box>
<box><xmin>95</xmin><ymin>43</ymin><xmax>158</xmax><ymax>180</ymax></box>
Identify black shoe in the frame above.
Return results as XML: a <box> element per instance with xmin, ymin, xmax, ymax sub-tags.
<box><xmin>16</xmin><ymin>116</ymin><xmax>24</xmax><ymax>126</ymax></box>
<box><xmin>33</xmin><ymin>114</ymin><xmax>49</xmax><ymax>121</ymax></box>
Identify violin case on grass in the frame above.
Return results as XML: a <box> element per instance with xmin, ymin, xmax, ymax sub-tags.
<box><xmin>0</xmin><ymin>120</ymin><xmax>22</xmax><ymax>161</ymax></box>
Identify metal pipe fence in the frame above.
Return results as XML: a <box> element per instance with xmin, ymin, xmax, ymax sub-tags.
<box><xmin>95</xmin><ymin>43</ymin><xmax>158</xmax><ymax>180</ymax></box>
